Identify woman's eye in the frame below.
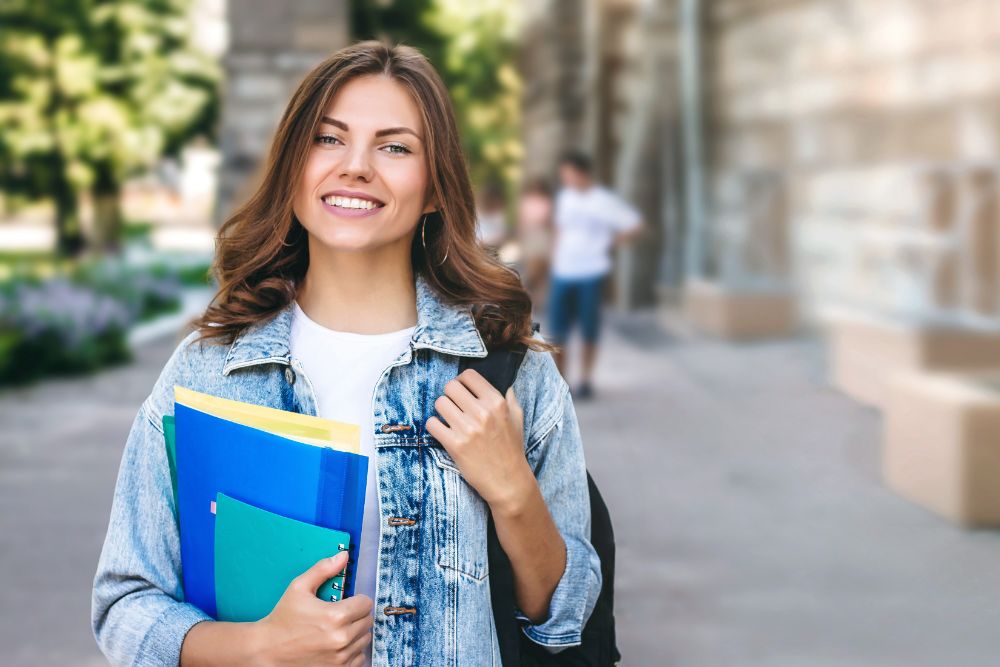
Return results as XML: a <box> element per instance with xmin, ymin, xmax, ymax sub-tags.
<box><xmin>382</xmin><ymin>143</ymin><xmax>411</xmax><ymax>155</ymax></box>
<box><xmin>315</xmin><ymin>134</ymin><xmax>341</xmax><ymax>146</ymax></box>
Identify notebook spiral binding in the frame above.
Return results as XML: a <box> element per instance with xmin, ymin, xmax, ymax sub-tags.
<box><xmin>328</xmin><ymin>543</ymin><xmax>352</xmax><ymax>598</ymax></box>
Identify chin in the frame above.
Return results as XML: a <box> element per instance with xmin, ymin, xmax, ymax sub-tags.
<box><xmin>314</xmin><ymin>234</ymin><xmax>380</xmax><ymax>253</ymax></box>
<box><xmin>311</xmin><ymin>227</ymin><xmax>409</xmax><ymax>256</ymax></box>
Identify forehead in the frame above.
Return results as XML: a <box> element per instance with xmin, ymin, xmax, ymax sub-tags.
<box><xmin>324</xmin><ymin>75</ymin><xmax>423</xmax><ymax>133</ymax></box>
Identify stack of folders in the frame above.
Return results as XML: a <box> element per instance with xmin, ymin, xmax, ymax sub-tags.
<box><xmin>163</xmin><ymin>386</ymin><xmax>367</xmax><ymax>622</ymax></box>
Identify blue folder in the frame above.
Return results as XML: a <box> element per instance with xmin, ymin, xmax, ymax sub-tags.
<box><xmin>174</xmin><ymin>403</ymin><xmax>368</xmax><ymax>618</ymax></box>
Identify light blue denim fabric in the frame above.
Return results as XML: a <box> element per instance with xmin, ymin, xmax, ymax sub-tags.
<box><xmin>91</xmin><ymin>275</ymin><xmax>602</xmax><ymax>667</ymax></box>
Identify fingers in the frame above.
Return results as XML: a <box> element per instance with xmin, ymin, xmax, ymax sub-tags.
<box><xmin>322</xmin><ymin>598</ymin><xmax>373</xmax><ymax>664</ymax></box>
<box><xmin>345</xmin><ymin>605</ymin><xmax>375</xmax><ymax>635</ymax></box>
<box><xmin>332</xmin><ymin>593</ymin><xmax>374</xmax><ymax>623</ymax></box>
<box><xmin>431</xmin><ymin>371</ymin><xmax>518</xmax><ymax>448</ymax></box>
<box><xmin>443</xmin><ymin>375</ymin><xmax>481</xmax><ymax>412</ymax></box>
<box><xmin>324</xmin><ymin>605</ymin><xmax>373</xmax><ymax>645</ymax></box>
<box><xmin>456</xmin><ymin>368</ymin><xmax>498</xmax><ymax>400</ymax></box>
<box><xmin>292</xmin><ymin>550</ymin><xmax>350</xmax><ymax>595</ymax></box>
<box><xmin>425</xmin><ymin>415</ymin><xmax>447</xmax><ymax>442</ymax></box>
<box><xmin>433</xmin><ymin>393</ymin><xmax>466</xmax><ymax>430</ymax></box>
<box><xmin>343</xmin><ymin>619</ymin><xmax>374</xmax><ymax>656</ymax></box>
<box><xmin>436</xmin><ymin>370</ymin><xmax>508</xmax><ymax>425</ymax></box>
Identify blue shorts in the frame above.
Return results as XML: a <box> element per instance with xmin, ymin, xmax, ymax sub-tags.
<box><xmin>548</xmin><ymin>275</ymin><xmax>605</xmax><ymax>345</ymax></box>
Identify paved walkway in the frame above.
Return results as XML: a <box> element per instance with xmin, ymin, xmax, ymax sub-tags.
<box><xmin>587</xmin><ymin>311</ymin><xmax>1000</xmax><ymax>666</ymax></box>
<box><xmin>2</xmin><ymin>312</ymin><xmax>999</xmax><ymax>665</ymax></box>
<box><xmin>0</xmin><ymin>333</ymin><xmax>187</xmax><ymax>667</ymax></box>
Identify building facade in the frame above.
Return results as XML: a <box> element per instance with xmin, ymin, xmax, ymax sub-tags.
<box><xmin>520</xmin><ymin>0</ymin><xmax>1000</xmax><ymax>325</ymax></box>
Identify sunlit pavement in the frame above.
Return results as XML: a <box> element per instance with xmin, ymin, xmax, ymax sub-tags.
<box><xmin>0</xmin><ymin>334</ymin><xmax>181</xmax><ymax>667</ymax></box>
<box><xmin>2</xmin><ymin>311</ymin><xmax>1000</xmax><ymax>666</ymax></box>
<box><xmin>583</xmin><ymin>310</ymin><xmax>1000</xmax><ymax>667</ymax></box>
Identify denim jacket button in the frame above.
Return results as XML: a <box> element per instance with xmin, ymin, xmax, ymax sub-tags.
<box><xmin>284</xmin><ymin>367</ymin><xmax>295</xmax><ymax>385</ymax></box>
<box><xmin>384</xmin><ymin>606</ymin><xmax>417</xmax><ymax>616</ymax></box>
<box><xmin>388</xmin><ymin>516</ymin><xmax>417</xmax><ymax>527</ymax></box>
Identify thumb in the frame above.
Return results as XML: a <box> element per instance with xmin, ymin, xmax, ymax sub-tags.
<box><xmin>505</xmin><ymin>387</ymin><xmax>523</xmax><ymax>429</ymax></box>
<box><xmin>294</xmin><ymin>549</ymin><xmax>349</xmax><ymax>595</ymax></box>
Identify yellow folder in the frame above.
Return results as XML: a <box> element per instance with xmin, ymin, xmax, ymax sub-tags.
<box><xmin>174</xmin><ymin>386</ymin><xmax>360</xmax><ymax>453</ymax></box>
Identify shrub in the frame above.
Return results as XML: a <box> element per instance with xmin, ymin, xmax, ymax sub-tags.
<box><xmin>0</xmin><ymin>279</ymin><xmax>132</xmax><ymax>384</ymax></box>
<box><xmin>72</xmin><ymin>260</ymin><xmax>183</xmax><ymax>322</ymax></box>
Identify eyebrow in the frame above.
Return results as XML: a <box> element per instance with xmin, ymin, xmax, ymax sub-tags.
<box><xmin>320</xmin><ymin>116</ymin><xmax>422</xmax><ymax>141</ymax></box>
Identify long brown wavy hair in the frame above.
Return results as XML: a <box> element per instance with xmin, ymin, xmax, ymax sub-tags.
<box><xmin>194</xmin><ymin>41</ymin><xmax>544</xmax><ymax>351</ymax></box>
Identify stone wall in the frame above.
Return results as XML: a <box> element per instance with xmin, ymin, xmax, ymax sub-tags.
<box><xmin>521</xmin><ymin>0</ymin><xmax>1000</xmax><ymax>319</ymax></box>
<box><xmin>706</xmin><ymin>0</ymin><xmax>1000</xmax><ymax>323</ymax></box>
<box><xmin>218</xmin><ymin>0</ymin><xmax>349</xmax><ymax>221</ymax></box>
<box><xmin>520</xmin><ymin>0</ymin><xmax>599</xmax><ymax>181</ymax></box>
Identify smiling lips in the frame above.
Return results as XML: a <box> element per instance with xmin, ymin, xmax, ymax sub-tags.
<box><xmin>320</xmin><ymin>192</ymin><xmax>385</xmax><ymax>218</ymax></box>
<box><xmin>322</xmin><ymin>195</ymin><xmax>381</xmax><ymax>210</ymax></box>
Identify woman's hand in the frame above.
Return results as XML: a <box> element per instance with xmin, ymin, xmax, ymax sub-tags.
<box><xmin>426</xmin><ymin>369</ymin><xmax>535</xmax><ymax>514</ymax></box>
<box><xmin>426</xmin><ymin>369</ymin><xmax>568</xmax><ymax>623</ymax></box>
<box><xmin>253</xmin><ymin>551</ymin><xmax>373</xmax><ymax>666</ymax></box>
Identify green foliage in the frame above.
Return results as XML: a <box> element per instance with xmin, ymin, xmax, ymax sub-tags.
<box><xmin>351</xmin><ymin>0</ymin><xmax>523</xmax><ymax>189</ymax></box>
<box><xmin>121</xmin><ymin>219</ymin><xmax>154</xmax><ymax>244</ymax></box>
<box><xmin>172</xmin><ymin>260</ymin><xmax>212</xmax><ymax>287</ymax></box>
<box><xmin>0</xmin><ymin>275</ymin><xmax>133</xmax><ymax>384</ymax></box>
<box><xmin>0</xmin><ymin>0</ymin><xmax>221</xmax><ymax>252</ymax></box>
<box><xmin>0</xmin><ymin>253</ymin><xmax>206</xmax><ymax>385</ymax></box>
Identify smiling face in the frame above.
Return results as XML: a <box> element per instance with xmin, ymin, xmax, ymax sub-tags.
<box><xmin>292</xmin><ymin>75</ymin><xmax>436</xmax><ymax>256</ymax></box>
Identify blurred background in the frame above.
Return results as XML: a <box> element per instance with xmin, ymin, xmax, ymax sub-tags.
<box><xmin>3</xmin><ymin>0</ymin><xmax>1000</xmax><ymax>665</ymax></box>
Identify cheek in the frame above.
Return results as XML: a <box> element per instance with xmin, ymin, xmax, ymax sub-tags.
<box><xmin>296</xmin><ymin>155</ymin><xmax>327</xmax><ymax>199</ymax></box>
<box><xmin>383</xmin><ymin>160</ymin><xmax>429</xmax><ymax>207</ymax></box>
<box><xmin>292</xmin><ymin>160</ymin><xmax>332</xmax><ymax>228</ymax></box>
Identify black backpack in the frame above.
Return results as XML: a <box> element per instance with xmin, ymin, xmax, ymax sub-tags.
<box><xmin>458</xmin><ymin>345</ymin><xmax>621</xmax><ymax>667</ymax></box>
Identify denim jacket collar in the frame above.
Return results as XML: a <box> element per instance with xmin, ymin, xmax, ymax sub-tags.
<box><xmin>222</xmin><ymin>274</ymin><xmax>487</xmax><ymax>376</ymax></box>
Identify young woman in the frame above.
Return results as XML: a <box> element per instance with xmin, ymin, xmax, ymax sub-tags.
<box><xmin>91</xmin><ymin>41</ymin><xmax>601</xmax><ymax>667</ymax></box>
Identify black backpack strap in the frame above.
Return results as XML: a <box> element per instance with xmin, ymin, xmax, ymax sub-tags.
<box><xmin>457</xmin><ymin>335</ymin><xmax>621</xmax><ymax>667</ymax></box>
<box><xmin>457</xmin><ymin>345</ymin><xmax>528</xmax><ymax>397</ymax></box>
<box><xmin>458</xmin><ymin>342</ymin><xmax>528</xmax><ymax>667</ymax></box>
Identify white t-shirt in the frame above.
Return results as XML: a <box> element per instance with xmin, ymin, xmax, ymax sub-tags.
<box><xmin>551</xmin><ymin>185</ymin><xmax>641</xmax><ymax>279</ymax></box>
<box><xmin>289</xmin><ymin>301</ymin><xmax>414</xmax><ymax>665</ymax></box>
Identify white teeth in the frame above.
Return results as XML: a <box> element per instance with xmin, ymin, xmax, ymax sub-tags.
<box><xmin>323</xmin><ymin>195</ymin><xmax>379</xmax><ymax>210</ymax></box>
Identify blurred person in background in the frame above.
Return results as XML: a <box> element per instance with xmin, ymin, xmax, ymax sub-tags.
<box><xmin>91</xmin><ymin>41</ymin><xmax>601</xmax><ymax>667</ymax></box>
<box><xmin>475</xmin><ymin>181</ymin><xmax>508</xmax><ymax>254</ymax></box>
<box><xmin>517</xmin><ymin>177</ymin><xmax>554</xmax><ymax>310</ymax></box>
<box><xmin>549</xmin><ymin>150</ymin><xmax>643</xmax><ymax>400</ymax></box>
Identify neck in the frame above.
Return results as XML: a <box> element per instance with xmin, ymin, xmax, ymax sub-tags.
<box><xmin>296</xmin><ymin>239</ymin><xmax>418</xmax><ymax>335</ymax></box>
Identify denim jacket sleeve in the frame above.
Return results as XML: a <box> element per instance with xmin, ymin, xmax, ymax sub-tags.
<box><xmin>91</xmin><ymin>338</ymin><xmax>212</xmax><ymax>666</ymax></box>
<box><xmin>512</xmin><ymin>346</ymin><xmax>603</xmax><ymax>650</ymax></box>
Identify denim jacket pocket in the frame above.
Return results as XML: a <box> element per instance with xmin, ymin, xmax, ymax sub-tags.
<box><xmin>426</xmin><ymin>445</ymin><xmax>490</xmax><ymax>581</ymax></box>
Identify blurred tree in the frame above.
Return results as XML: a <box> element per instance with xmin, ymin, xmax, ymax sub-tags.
<box><xmin>351</xmin><ymin>0</ymin><xmax>522</xmax><ymax>192</ymax></box>
<box><xmin>0</xmin><ymin>0</ymin><xmax>220</xmax><ymax>256</ymax></box>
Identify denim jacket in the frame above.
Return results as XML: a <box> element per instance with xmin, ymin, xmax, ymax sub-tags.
<box><xmin>91</xmin><ymin>275</ymin><xmax>602</xmax><ymax>667</ymax></box>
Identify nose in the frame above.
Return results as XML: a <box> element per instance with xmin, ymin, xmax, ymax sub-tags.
<box><xmin>339</xmin><ymin>143</ymin><xmax>374</xmax><ymax>183</ymax></box>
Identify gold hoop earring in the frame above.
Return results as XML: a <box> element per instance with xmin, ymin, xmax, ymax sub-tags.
<box><xmin>421</xmin><ymin>214</ymin><xmax>449</xmax><ymax>266</ymax></box>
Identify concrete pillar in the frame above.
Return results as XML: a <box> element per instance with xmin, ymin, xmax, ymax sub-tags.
<box><xmin>218</xmin><ymin>0</ymin><xmax>349</xmax><ymax>222</ymax></box>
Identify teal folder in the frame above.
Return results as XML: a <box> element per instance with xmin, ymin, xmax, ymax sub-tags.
<box><xmin>163</xmin><ymin>415</ymin><xmax>179</xmax><ymax>522</ymax></box>
<box><xmin>214</xmin><ymin>492</ymin><xmax>350</xmax><ymax>622</ymax></box>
